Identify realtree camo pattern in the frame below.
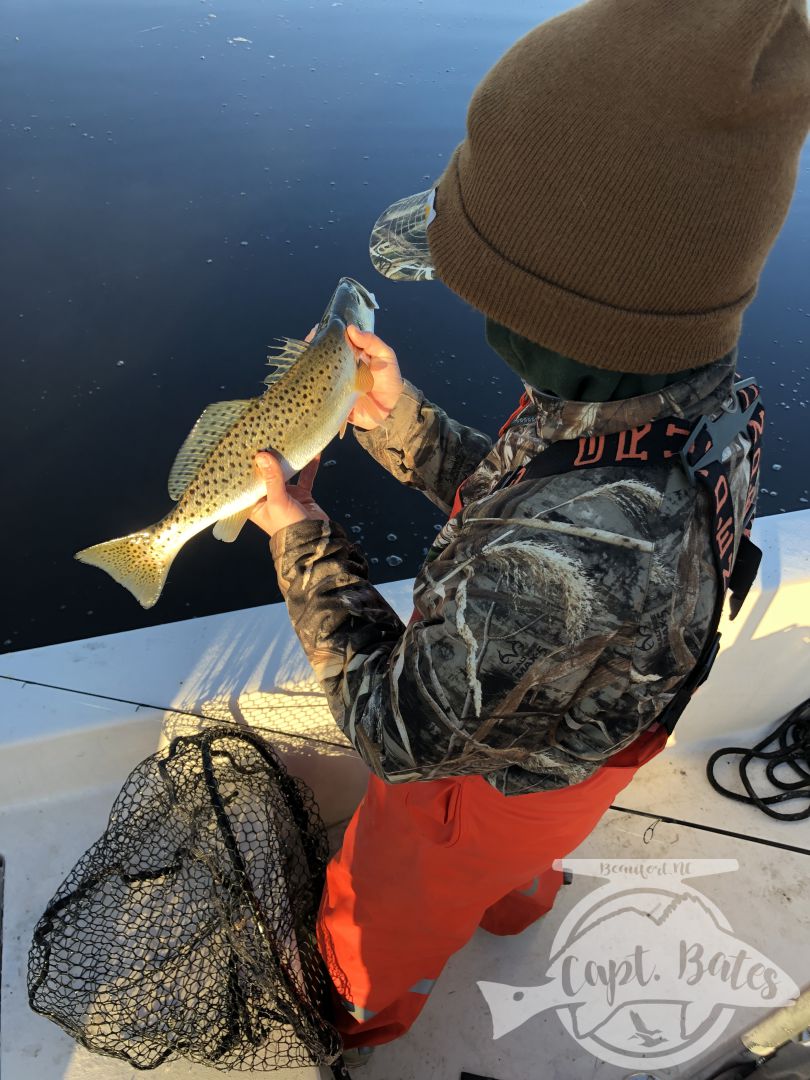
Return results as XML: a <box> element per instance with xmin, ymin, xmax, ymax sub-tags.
<box><xmin>368</xmin><ymin>189</ymin><xmax>437</xmax><ymax>282</ymax></box>
<box><xmin>270</xmin><ymin>350</ymin><xmax>755</xmax><ymax>794</ymax></box>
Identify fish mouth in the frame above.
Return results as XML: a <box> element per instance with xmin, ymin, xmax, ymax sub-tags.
<box><xmin>338</xmin><ymin>276</ymin><xmax>379</xmax><ymax>310</ymax></box>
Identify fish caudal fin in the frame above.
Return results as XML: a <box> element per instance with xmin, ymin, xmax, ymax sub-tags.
<box><xmin>75</xmin><ymin>529</ymin><xmax>176</xmax><ymax>609</ymax></box>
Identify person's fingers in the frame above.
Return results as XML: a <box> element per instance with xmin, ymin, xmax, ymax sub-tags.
<box><xmin>297</xmin><ymin>453</ymin><xmax>321</xmax><ymax>494</ymax></box>
<box><xmin>352</xmin><ymin>396</ymin><xmax>389</xmax><ymax>427</ymax></box>
<box><xmin>369</xmin><ymin>397</ymin><xmax>391</xmax><ymax>423</ymax></box>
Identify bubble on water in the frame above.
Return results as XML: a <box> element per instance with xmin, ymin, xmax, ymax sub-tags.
<box><xmin>116</xmin><ymin>360</ymin><xmax>125</xmax><ymax>367</ymax></box>
<box><xmin>240</xmin><ymin>240</ymin><xmax>249</xmax><ymax>246</ymax></box>
<box><xmin>385</xmin><ymin>554</ymin><xmax>403</xmax><ymax>567</ymax></box>
<box><xmin>351</xmin><ymin>525</ymin><xmax>362</xmax><ymax>534</ymax></box>
<box><xmin>771</xmin><ymin>464</ymin><xmax>782</xmax><ymax>471</ymax></box>
<box><xmin>228</xmin><ymin>36</ymin><xmax>253</xmax><ymax>44</ymax></box>
<box><xmin>323</xmin><ymin>459</ymin><xmax>337</xmax><ymax>467</ymax></box>
<box><xmin>386</xmin><ymin>532</ymin><xmax>397</xmax><ymax>541</ymax></box>
<box><xmin>370</xmin><ymin>556</ymin><xmax>379</xmax><ymax>565</ymax></box>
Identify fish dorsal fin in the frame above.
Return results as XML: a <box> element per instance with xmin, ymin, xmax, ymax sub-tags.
<box><xmin>168</xmin><ymin>399</ymin><xmax>252</xmax><ymax>501</ymax></box>
<box><xmin>263</xmin><ymin>336</ymin><xmax>310</xmax><ymax>386</ymax></box>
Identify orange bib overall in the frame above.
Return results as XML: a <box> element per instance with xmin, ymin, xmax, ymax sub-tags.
<box><xmin>316</xmin><ymin>394</ymin><xmax>669</xmax><ymax>1049</ymax></box>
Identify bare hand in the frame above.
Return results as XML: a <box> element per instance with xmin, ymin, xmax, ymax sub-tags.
<box><xmin>345</xmin><ymin>324</ymin><xmax>404</xmax><ymax>430</ymax></box>
<box><xmin>302</xmin><ymin>322</ymin><xmax>403</xmax><ymax>431</ymax></box>
<box><xmin>249</xmin><ymin>451</ymin><xmax>329</xmax><ymax>539</ymax></box>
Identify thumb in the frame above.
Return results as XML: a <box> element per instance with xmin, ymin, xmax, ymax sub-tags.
<box><xmin>346</xmin><ymin>323</ymin><xmax>375</xmax><ymax>350</ymax></box>
<box><xmin>346</xmin><ymin>323</ymin><xmax>393</xmax><ymax>361</ymax></box>
<box><xmin>254</xmin><ymin>451</ymin><xmax>285</xmax><ymax>494</ymax></box>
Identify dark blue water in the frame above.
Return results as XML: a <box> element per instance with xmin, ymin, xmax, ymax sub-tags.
<box><xmin>3</xmin><ymin>0</ymin><xmax>809</xmax><ymax>653</ymax></box>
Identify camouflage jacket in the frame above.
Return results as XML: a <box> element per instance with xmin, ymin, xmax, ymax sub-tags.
<box><xmin>269</xmin><ymin>350</ymin><xmax>756</xmax><ymax>794</ymax></box>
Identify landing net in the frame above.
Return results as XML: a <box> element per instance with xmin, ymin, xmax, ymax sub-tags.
<box><xmin>28</xmin><ymin>727</ymin><xmax>343</xmax><ymax>1071</ymax></box>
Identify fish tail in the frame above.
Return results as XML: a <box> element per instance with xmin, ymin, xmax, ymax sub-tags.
<box><xmin>75</xmin><ymin>525</ymin><xmax>178</xmax><ymax>609</ymax></box>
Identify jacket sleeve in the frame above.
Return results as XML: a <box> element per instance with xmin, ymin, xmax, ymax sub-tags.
<box><xmin>352</xmin><ymin>378</ymin><xmax>493</xmax><ymax>514</ymax></box>
<box><xmin>269</xmin><ymin>493</ymin><xmax>652</xmax><ymax>785</ymax></box>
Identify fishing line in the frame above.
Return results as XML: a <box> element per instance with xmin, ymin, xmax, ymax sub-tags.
<box><xmin>0</xmin><ymin>673</ymin><xmax>349</xmax><ymax>751</ymax></box>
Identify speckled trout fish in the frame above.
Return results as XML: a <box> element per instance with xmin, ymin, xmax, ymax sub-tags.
<box><xmin>75</xmin><ymin>276</ymin><xmax>377</xmax><ymax>608</ymax></box>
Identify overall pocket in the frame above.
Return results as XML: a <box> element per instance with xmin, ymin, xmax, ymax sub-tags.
<box><xmin>403</xmin><ymin>778</ymin><xmax>464</xmax><ymax>847</ymax></box>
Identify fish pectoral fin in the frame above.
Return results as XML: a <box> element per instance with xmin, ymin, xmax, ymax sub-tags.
<box><xmin>168</xmin><ymin>399</ymin><xmax>252</xmax><ymax>500</ymax></box>
<box><xmin>338</xmin><ymin>416</ymin><xmax>350</xmax><ymax>439</ymax></box>
<box><xmin>355</xmin><ymin>359</ymin><xmax>374</xmax><ymax>394</ymax></box>
<box><xmin>212</xmin><ymin>505</ymin><xmax>254</xmax><ymax>543</ymax></box>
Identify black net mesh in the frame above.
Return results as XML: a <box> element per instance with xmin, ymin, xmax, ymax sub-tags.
<box><xmin>27</xmin><ymin>726</ymin><xmax>344</xmax><ymax>1071</ymax></box>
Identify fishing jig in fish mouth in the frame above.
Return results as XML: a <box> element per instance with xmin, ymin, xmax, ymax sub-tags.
<box><xmin>75</xmin><ymin>277</ymin><xmax>378</xmax><ymax>608</ymax></box>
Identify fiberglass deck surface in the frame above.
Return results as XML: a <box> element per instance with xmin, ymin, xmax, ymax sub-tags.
<box><xmin>1</xmin><ymin>511</ymin><xmax>809</xmax><ymax>1080</ymax></box>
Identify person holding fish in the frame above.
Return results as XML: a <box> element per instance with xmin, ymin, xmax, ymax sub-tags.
<box><xmin>76</xmin><ymin>0</ymin><xmax>810</xmax><ymax>1068</ymax></box>
<box><xmin>254</xmin><ymin>1</ymin><xmax>810</xmax><ymax>1065</ymax></box>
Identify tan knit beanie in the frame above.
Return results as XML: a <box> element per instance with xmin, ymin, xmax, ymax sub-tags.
<box><xmin>373</xmin><ymin>0</ymin><xmax>810</xmax><ymax>374</ymax></box>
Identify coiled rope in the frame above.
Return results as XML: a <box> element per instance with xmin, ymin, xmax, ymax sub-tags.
<box><xmin>706</xmin><ymin>697</ymin><xmax>810</xmax><ymax>821</ymax></box>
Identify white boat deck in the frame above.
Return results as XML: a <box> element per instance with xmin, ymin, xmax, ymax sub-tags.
<box><xmin>1</xmin><ymin>510</ymin><xmax>809</xmax><ymax>1080</ymax></box>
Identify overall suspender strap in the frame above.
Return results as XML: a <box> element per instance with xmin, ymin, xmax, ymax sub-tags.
<box><xmin>493</xmin><ymin>379</ymin><xmax>765</xmax><ymax>733</ymax></box>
